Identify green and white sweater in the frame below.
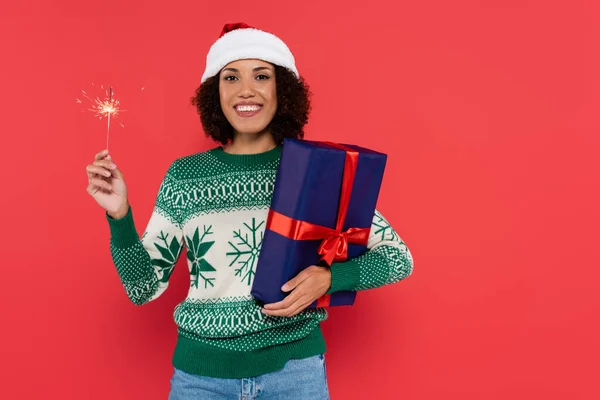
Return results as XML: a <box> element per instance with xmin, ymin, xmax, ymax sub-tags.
<box><xmin>106</xmin><ymin>144</ymin><xmax>414</xmax><ymax>378</ymax></box>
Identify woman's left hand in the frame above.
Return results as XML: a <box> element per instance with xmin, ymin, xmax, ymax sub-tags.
<box><xmin>262</xmin><ymin>265</ymin><xmax>332</xmax><ymax>317</ymax></box>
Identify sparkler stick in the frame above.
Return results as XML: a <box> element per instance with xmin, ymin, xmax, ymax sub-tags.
<box><xmin>107</xmin><ymin>87</ymin><xmax>112</xmax><ymax>151</ymax></box>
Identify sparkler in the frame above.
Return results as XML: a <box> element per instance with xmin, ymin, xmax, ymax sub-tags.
<box><xmin>76</xmin><ymin>83</ymin><xmax>125</xmax><ymax>151</ymax></box>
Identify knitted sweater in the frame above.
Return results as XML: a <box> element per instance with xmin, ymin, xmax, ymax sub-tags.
<box><xmin>106</xmin><ymin>144</ymin><xmax>414</xmax><ymax>378</ymax></box>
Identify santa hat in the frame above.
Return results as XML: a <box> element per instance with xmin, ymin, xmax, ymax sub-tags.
<box><xmin>201</xmin><ymin>22</ymin><xmax>299</xmax><ymax>83</ymax></box>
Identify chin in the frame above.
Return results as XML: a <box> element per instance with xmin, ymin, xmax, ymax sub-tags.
<box><xmin>233</xmin><ymin>124</ymin><xmax>270</xmax><ymax>135</ymax></box>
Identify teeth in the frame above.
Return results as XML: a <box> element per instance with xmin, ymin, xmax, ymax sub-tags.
<box><xmin>236</xmin><ymin>105</ymin><xmax>261</xmax><ymax>112</ymax></box>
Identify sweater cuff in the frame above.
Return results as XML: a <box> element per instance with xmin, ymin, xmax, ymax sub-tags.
<box><xmin>326</xmin><ymin>258</ymin><xmax>361</xmax><ymax>294</ymax></box>
<box><xmin>106</xmin><ymin>206</ymin><xmax>139</xmax><ymax>248</ymax></box>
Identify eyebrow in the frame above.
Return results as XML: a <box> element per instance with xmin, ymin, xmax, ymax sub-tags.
<box><xmin>222</xmin><ymin>66</ymin><xmax>273</xmax><ymax>73</ymax></box>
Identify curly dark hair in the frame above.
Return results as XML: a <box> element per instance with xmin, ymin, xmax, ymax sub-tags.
<box><xmin>190</xmin><ymin>65</ymin><xmax>312</xmax><ymax>145</ymax></box>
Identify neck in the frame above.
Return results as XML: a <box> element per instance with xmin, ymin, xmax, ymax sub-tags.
<box><xmin>222</xmin><ymin>130</ymin><xmax>277</xmax><ymax>154</ymax></box>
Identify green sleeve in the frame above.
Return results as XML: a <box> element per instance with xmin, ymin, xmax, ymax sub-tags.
<box><xmin>107</xmin><ymin>161</ymin><xmax>184</xmax><ymax>306</ymax></box>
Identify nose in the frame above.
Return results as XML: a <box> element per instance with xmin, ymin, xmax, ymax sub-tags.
<box><xmin>238</xmin><ymin>79</ymin><xmax>256</xmax><ymax>98</ymax></box>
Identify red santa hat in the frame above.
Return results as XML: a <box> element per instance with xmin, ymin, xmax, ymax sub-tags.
<box><xmin>201</xmin><ymin>22</ymin><xmax>299</xmax><ymax>83</ymax></box>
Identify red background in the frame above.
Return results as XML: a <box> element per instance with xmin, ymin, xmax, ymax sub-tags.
<box><xmin>1</xmin><ymin>1</ymin><xmax>598</xmax><ymax>399</ymax></box>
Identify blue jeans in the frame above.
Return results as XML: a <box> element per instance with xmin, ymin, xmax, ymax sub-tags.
<box><xmin>168</xmin><ymin>354</ymin><xmax>330</xmax><ymax>400</ymax></box>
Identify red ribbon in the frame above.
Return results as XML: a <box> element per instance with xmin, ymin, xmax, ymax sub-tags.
<box><xmin>266</xmin><ymin>141</ymin><xmax>370</xmax><ymax>307</ymax></box>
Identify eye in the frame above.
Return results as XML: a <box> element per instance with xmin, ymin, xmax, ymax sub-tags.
<box><xmin>223</xmin><ymin>75</ymin><xmax>238</xmax><ymax>81</ymax></box>
<box><xmin>256</xmin><ymin>74</ymin><xmax>270</xmax><ymax>80</ymax></box>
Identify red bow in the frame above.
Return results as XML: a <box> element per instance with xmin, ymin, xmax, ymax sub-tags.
<box><xmin>317</xmin><ymin>227</ymin><xmax>371</xmax><ymax>266</ymax></box>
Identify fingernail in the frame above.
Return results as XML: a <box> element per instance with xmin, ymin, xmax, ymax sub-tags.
<box><xmin>105</xmin><ymin>171</ymin><xmax>111</xmax><ymax>177</ymax></box>
<box><xmin>281</xmin><ymin>285</ymin><xmax>288</xmax><ymax>291</ymax></box>
<box><xmin>110</xmin><ymin>163</ymin><xmax>116</xmax><ymax>169</ymax></box>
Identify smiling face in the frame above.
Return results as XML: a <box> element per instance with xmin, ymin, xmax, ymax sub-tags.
<box><xmin>218</xmin><ymin>59</ymin><xmax>277</xmax><ymax>136</ymax></box>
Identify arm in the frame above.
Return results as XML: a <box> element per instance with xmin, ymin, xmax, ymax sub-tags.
<box><xmin>106</xmin><ymin>161</ymin><xmax>184</xmax><ymax>306</ymax></box>
<box><xmin>326</xmin><ymin>208</ymin><xmax>414</xmax><ymax>294</ymax></box>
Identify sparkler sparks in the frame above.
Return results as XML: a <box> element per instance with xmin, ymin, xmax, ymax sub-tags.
<box><xmin>92</xmin><ymin>89</ymin><xmax>121</xmax><ymax>120</ymax></box>
<box><xmin>76</xmin><ymin>84</ymin><xmax>126</xmax><ymax>151</ymax></box>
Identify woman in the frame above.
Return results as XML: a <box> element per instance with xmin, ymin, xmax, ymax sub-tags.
<box><xmin>85</xmin><ymin>22</ymin><xmax>414</xmax><ymax>400</ymax></box>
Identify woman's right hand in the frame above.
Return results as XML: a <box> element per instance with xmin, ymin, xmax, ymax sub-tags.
<box><xmin>86</xmin><ymin>149</ymin><xmax>129</xmax><ymax>219</ymax></box>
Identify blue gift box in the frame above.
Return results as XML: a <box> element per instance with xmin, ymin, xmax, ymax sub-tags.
<box><xmin>251</xmin><ymin>138</ymin><xmax>387</xmax><ymax>307</ymax></box>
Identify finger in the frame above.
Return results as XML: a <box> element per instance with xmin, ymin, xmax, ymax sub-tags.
<box><xmin>93</xmin><ymin>158</ymin><xmax>124</xmax><ymax>180</ymax></box>
<box><xmin>286</xmin><ymin>303</ymin><xmax>309</xmax><ymax>317</ymax></box>
<box><xmin>86</xmin><ymin>165</ymin><xmax>112</xmax><ymax>178</ymax></box>
<box><xmin>93</xmin><ymin>159</ymin><xmax>117</xmax><ymax>170</ymax></box>
<box><xmin>94</xmin><ymin>149</ymin><xmax>109</xmax><ymax>161</ymax></box>
<box><xmin>109</xmin><ymin>162</ymin><xmax>124</xmax><ymax>179</ymax></box>
<box><xmin>263</xmin><ymin>298</ymin><xmax>309</xmax><ymax>317</ymax></box>
<box><xmin>286</xmin><ymin>295</ymin><xmax>314</xmax><ymax>316</ymax></box>
<box><xmin>263</xmin><ymin>308</ymin><xmax>294</xmax><ymax>317</ymax></box>
<box><xmin>88</xmin><ymin>178</ymin><xmax>112</xmax><ymax>191</ymax></box>
<box><xmin>281</xmin><ymin>269</ymin><xmax>311</xmax><ymax>292</ymax></box>
<box><xmin>263</xmin><ymin>290</ymin><xmax>302</xmax><ymax>310</ymax></box>
<box><xmin>263</xmin><ymin>305</ymin><xmax>297</xmax><ymax>317</ymax></box>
